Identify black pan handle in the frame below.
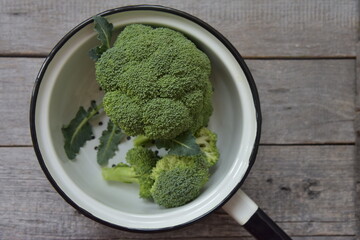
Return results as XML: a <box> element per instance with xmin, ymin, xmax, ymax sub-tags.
<box><xmin>223</xmin><ymin>189</ymin><xmax>292</xmax><ymax>240</ymax></box>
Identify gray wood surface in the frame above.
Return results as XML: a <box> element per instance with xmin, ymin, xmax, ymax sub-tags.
<box><xmin>0</xmin><ymin>0</ymin><xmax>358</xmax><ymax>239</ymax></box>
<box><xmin>0</xmin><ymin>0</ymin><xmax>357</xmax><ymax>57</ymax></box>
<box><xmin>0</xmin><ymin>146</ymin><xmax>355</xmax><ymax>239</ymax></box>
<box><xmin>0</xmin><ymin>58</ymin><xmax>355</xmax><ymax>146</ymax></box>
<box><xmin>355</xmin><ymin>43</ymin><xmax>360</xmax><ymax>240</ymax></box>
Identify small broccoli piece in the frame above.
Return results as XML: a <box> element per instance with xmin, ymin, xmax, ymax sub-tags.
<box><xmin>150</xmin><ymin>155</ymin><xmax>209</xmax><ymax>208</ymax></box>
<box><xmin>195</xmin><ymin>127</ymin><xmax>220</xmax><ymax>167</ymax></box>
<box><xmin>96</xmin><ymin>24</ymin><xmax>213</xmax><ymax>139</ymax></box>
<box><xmin>102</xmin><ymin>147</ymin><xmax>159</xmax><ymax>199</ymax></box>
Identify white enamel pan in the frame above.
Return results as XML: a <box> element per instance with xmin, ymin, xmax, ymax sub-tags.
<box><xmin>30</xmin><ymin>5</ymin><xmax>292</xmax><ymax>240</ymax></box>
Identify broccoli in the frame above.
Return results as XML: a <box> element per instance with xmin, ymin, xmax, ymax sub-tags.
<box><xmin>102</xmin><ymin>150</ymin><xmax>210</xmax><ymax>208</ymax></box>
<box><xmin>195</xmin><ymin>127</ymin><xmax>220</xmax><ymax>167</ymax></box>
<box><xmin>150</xmin><ymin>154</ymin><xmax>209</xmax><ymax>208</ymax></box>
<box><xmin>132</xmin><ymin>127</ymin><xmax>219</xmax><ymax>166</ymax></box>
<box><xmin>102</xmin><ymin>127</ymin><xmax>219</xmax><ymax>208</ymax></box>
<box><xmin>96</xmin><ymin>24</ymin><xmax>213</xmax><ymax>139</ymax></box>
<box><xmin>102</xmin><ymin>146</ymin><xmax>159</xmax><ymax>199</ymax></box>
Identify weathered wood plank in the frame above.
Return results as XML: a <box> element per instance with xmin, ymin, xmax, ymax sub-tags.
<box><xmin>355</xmin><ymin>135</ymin><xmax>360</xmax><ymax>240</ymax></box>
<box><xmin>0</xmin><ymin>0</ymin><xmax>357</xmax><ymax>57</ymax></box>
<box><xmin>242</xmin><ymin>145</ymin><xmax>355</xmax><ymax>225</ymax></box>
<box><xmin>0</xmin><ymin>58</ymin><xmax>354</xmax><ymax>145</ymax></box>
<box><xmin>356</xmin><ymin>42</ymin><xmax>360</xmax><ymax>111</ymax></box>
<box><xmin>0</xmin><ymin>146</ymin><xmax>355</xmax><ymax>239</ymax></box>
<box><xmin>115</xmin><ymin>238</ymin><xmax>356</xmax><ymax>240</ymax></box>
<box><xmin>247</xmin><ymin>59</ymin><xmax>356</xmax><ymax>144</ymax></box>
<box><xmin>109</xmin><ymin>238</ymin><xmax>356</xmax><ymax>240</ymax></box>
<box><xmin>355</xmin><ymin>42</ymin><xmax>360</xmax><ymax>240</ymax></box>
<box><xmin>0</xmin><ymin>58</ymin><xmax>43</xmax><ymax>146</ymax></box>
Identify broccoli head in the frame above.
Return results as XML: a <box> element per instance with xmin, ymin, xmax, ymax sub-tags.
<box><xmin>195</xmin><ymin>127</ymin><xmax>220</xmax><ymax>167</ymax></box>
<box><xmin>150</xmin><ymin>155</ymin><xmax>209</xmax><ymax>208</ymax></box>
<box><xmin>96</xmin><ymin>24</ymin><xmax>213</xmax><ymax>139</ymax></box>
<box><xmin>102</xmin><ymin>146</ymin><xmax>159</xmax><ymax>199</ymax></box>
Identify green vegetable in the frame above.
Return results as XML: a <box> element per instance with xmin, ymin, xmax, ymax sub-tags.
<box><xmin>102</xmin><ymin>147</ymin><xmax>159</xmax><ymax>199</ymax></box>
<box><xmin>102</xmin><ymin>163</ymin><xmax>138</xmax><ymax>183</ymax></box>
<box><xmin>96</xmin><ymin>24</ymin><xmax>213</xmax><ymax>139</ymax></box>
<box><xmin>102</xmin><ymin>151</ymin><xmax>209</xmax><ymax>207</ymax></box>
<box><xmin>97</xmin><ymin>120</ymin><xmax>126</xmax><ymax>166</ymax></box>
<box><xmin>62</xmin><ymin>19</ymin><xmax>220</xmax><ymax>209</ymax></box>
<box><xmin>195</xmin><ymin>127</ymin><xmax>220</xmax><ymax>167</ymax></box>
<box><xmin>133</xmin><ymin>135</ymin><xmax>152</xmax><ymax>147</ymax></box>
<box><xmin>62</xmin><ymin>101</ymin><xmax>103</xmax><ymax>159</ymax></box>
<box><xmin>155</xmin><ymin>131</ymin><xmax>201</xmax><ymax>156</ymax></box>
<box><xmin>89</xmin><ymin>16</ymin><xmax>114</xmax><ymax>61</ymax></box>
<box><xmin>150</xmin><ymin>154</ymin><xmax>209</xmax><ymax>208</ymax></box>
<box><xmin>101</xmin><ymin>128</ymin><xmax>218</xmax><ymax>208</ymax></box>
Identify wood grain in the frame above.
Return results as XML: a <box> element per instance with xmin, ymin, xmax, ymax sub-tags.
<box><xmin>0</xmin><ymin>58</ymin><xmax>355</xmax><ymax>146</ymax></box>
<box><xmin>247</xmin><ymin>59</ymin><xmax>356</xmax><ymax>144</ymax></box>
<box><xmin>356</xmin><ymin>43</ymin><xmax>360</xmax><ymax>111</ymax></box>
<box><xmin>0</xmin><ymin>0</ymin><xmax>358</xmax><ymax>239</ymax></box>
<box><xmin>0</xmin><ymin>58</ymin><xmax>43</xmax><ymax>146</ymax></box>
<box><xmin>0</xmin><ymin>145</ymin><xmax>355</xmax><ymax>239</ymax></box>
<box><xmin>0</xmin><ymin>0</ymin><xmax>357</xmax><ymax>57</ymax></box>
<box><xmin>355</xmin><ymin>42</ymin><xmax>360</xmax><ymax>240</ymax></box>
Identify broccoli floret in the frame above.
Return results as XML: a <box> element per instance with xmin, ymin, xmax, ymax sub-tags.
<box><xmin>201</xmin><ymin>81</ymin><xmax>214</xmax><ymax>127</ymax></box>
<box><xmin>96</xmin><ymin>24</ymin><xmax>213</xmax><ymax>139</ymax></box>
<box><xmin>150</xmin><ymin>155</ymin><xmax>209</xmax><ymax>208</ymax></box>
<box><xmin>103</xmin><ymin>92</ymin><xmax>144</xmax><ymax>136</ymax></box>
<box><xmin>125</xmin><ymin>146</ymin><xmax>158</xmax><ymax>174</ymax></box>
<box><xmin>143</xmin><ymin>98</ymin><xmax>192</xmax><ymax>139</ymax></box>
<box><xmin>102</xmin><ymin>147</ymin><xmax>159</xmax><ymax>199</ymax></box>
<box><xmin>195</xmin><ymin>127</ymin><xmax>220</xmax><ymax>167</ymax></box>
<box><xmin>102</xmin><ymin>148</ymin><xmax>210</xmax><ymax>206</ymax></box>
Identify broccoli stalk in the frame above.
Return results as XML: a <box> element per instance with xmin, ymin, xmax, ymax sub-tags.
<box><xmin>102</xmin><ymin>163</ymin><xmax>139</xmax><ymax>183</ymax></box>
<box><xmin>101</xmin><ymin>147</ymin><xmax>159</xmax><ymax>199</ymax></box>
<box><xmin>102</xmin><ymin>127</ymin><xmax>219</xmax><ymax>207</ymax></box>
<box><xmin>133</xmin><ymin>135</ymin><xmax>152</xmax><ymax>147</ymax></box>
<box><xmin>102</xmin><ymin>150</ymin><xmax>210</xmax><ymax>207</ymax></box>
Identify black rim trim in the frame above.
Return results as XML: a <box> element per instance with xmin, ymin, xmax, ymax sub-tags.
<box><xmin>29</xmin><ymin>4</ymin><xmax>262</xmax><ymax>233</ymax></box>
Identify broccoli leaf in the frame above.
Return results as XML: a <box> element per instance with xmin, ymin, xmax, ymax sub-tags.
<box><xmin>97</xmin><ymin>120</ymin><xmax>126</xmax><ymax>166</ymax></box>
<box><xmin>155</xmin><ymin>131</ymin><xmax>201</xmax><ymax>156</ymax></box>
<box><xmin>89</xmin><ymin>16</ymin><xmax>114</xmax><ymax>61</ymax></box>
<box><xmin>62</xmin><ymin>101</ymin><xmax>103</xmax><ymax>159</ymax></box>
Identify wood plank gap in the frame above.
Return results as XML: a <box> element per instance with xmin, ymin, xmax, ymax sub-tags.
<box><xmin>0</xmin><ymin>53</ymin><xmax>47</xmax><ymax>58</ymax></box>
<box><xmin>0</xmin><ymin>54</ymin><xmax>355</xmax><ymax>60</ymax></box>
<box><xmin>289</xmin><ymin>235</ymin><xmax>356</xmax><ymax>237</ymax></box>
<box><xmin>260</xmin><ymin>143</ymin><xmax>355</xmax><ymax>146</ymax></box>
<box><xmin>0</xmin><ymin>143</ymin><xmax>355</xmax><ymax>148</ymax></box>
<box><xmin>0</xmin><ymin>145</ymin><xmax>33</xmax><ymax>147</ymax></box>
<box><xmin>244</xmin><ymin>56</ymin><xmax>356</xmax><ymax>60</ymax></box>
<box><xmin>355</xmin><ymin>42</ymin><xmax>360</xmax><ymax>240</ymax></box>
<box><xmin>166</xmin><ymin>237</ymin><xmax>356</xmax><ymax>239</ymax></box>
<box><xmin>52</xmin><ymin>237</ymin><xmax>355</xmax><ymax>240</ymax></box>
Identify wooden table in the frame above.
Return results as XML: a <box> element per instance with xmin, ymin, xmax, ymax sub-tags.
<box><xmin>1</xmin><ymin>1</ymin><xmax>358</xmax><ymax>239</ymax></box>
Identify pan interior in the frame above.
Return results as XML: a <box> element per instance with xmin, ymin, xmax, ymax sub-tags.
<box><xmin>32</xmin><ymin>8</ymin><xmax>258</xmax><ymax>230</ymax></box>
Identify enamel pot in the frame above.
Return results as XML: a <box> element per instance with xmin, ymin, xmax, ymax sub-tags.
<box><xmin>30</xmin><ymin>5</ymin><xmax>292</xmax><ymax>240</ymax></box>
